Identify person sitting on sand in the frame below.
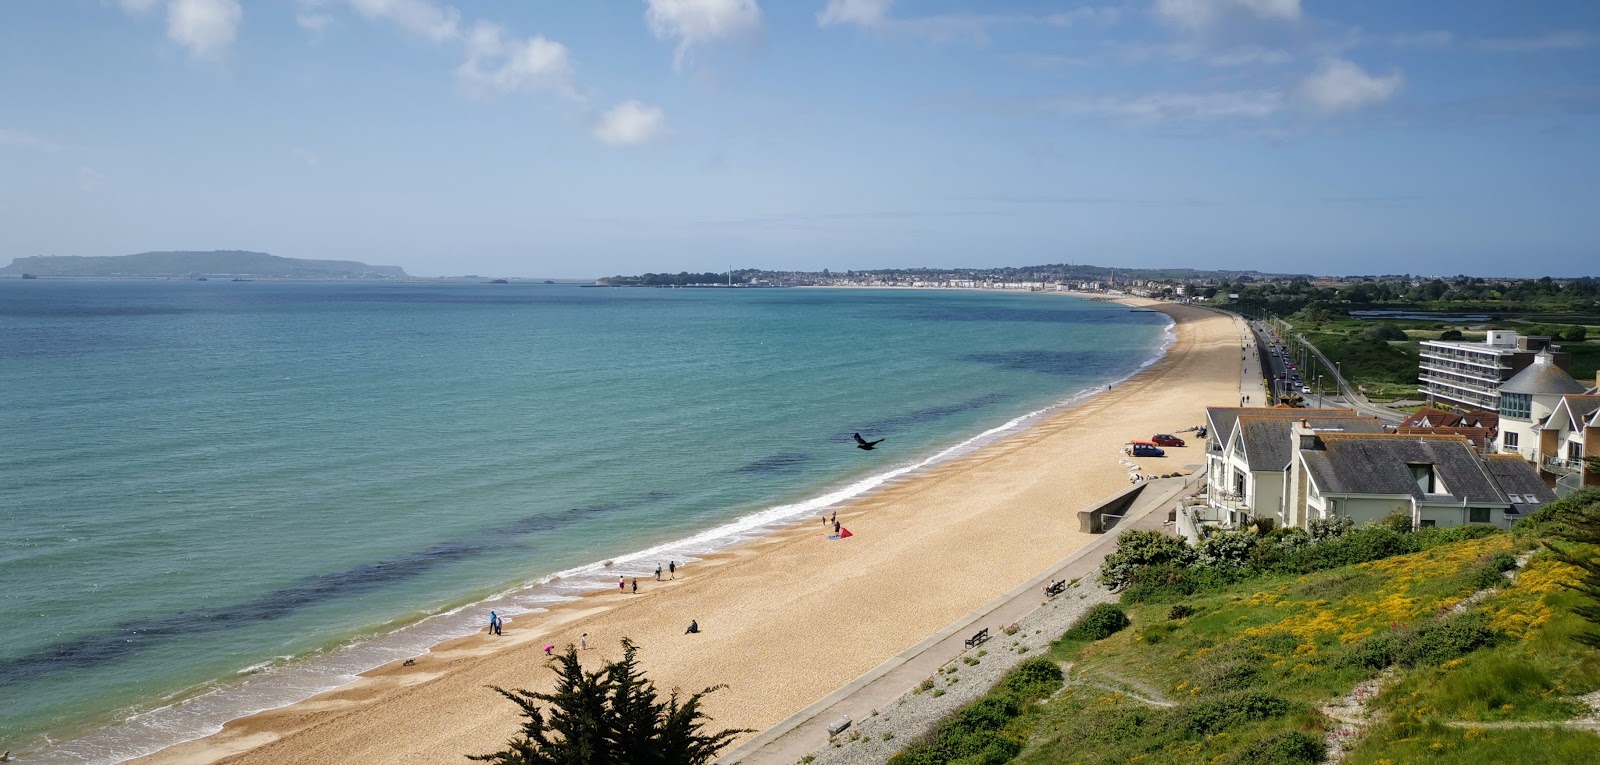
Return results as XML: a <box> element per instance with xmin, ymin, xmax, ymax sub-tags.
<box><xmin>685</xmin><ymin>619</ymin><xmax>699</xmax><ymax>634</ymax></box>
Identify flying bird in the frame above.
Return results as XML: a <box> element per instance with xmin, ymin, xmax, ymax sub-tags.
<box><xmin>853</xmin><ymin>433</ymin><xmax>884</xmax><ymax>451</ymax></box>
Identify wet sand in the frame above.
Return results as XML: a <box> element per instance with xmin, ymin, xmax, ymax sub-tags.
<box><xmin>134</xmin><ymin>299</ymin><xmax>1245</xmax><ymax>765</ymax></box>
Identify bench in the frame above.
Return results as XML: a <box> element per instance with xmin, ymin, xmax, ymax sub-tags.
<box><xmin>826</xmin><ymin>716</ymin><xmax>852</xmax><ymax>736</ymax></box>
<box><xmin>964</xmin><ymin>627</ymin><xmax>990</xmax><ymax>649</ymax></box>
<box><xmin>1044</xmin><ymin>579</ymin><xmax>1067</xmax><ymax>597</ymax></box>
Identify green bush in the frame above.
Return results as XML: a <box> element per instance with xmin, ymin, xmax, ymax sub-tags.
<box><xmin>1439</xmin><ymin>328</ymin><xmax>1464</xmax><ymax>341</ymax></box>
<box><xmin>1397</xmin><ymin>611</ymin><xmax>1503</xmax><ymax>667</ymax></box>
<box><xmin>1467</xmin><ymin>553</ymin><xmax>1517</xmax><ymax>590</ymax></box>
<box><xmin>1171</xmin><ymin>691</ymin><xmax>1293</xmax><ymax>737</ymax></box>
<box><xmin>1098</xmin><ymin>530</ymin><xmax>1196</xmax><ymax>589</ymax></box>
<box><xmin>1062</xmin><ymin>604</ymin><xmax>1131</xmax><ymax>641</ymax></box>
<box><xmin>1168</xmin><ymin>604</ymin><xmax>1196</xmax><ymax>620</ymax></box>
<box><xmin>1197</xmin><ymin>529</ymin><xmax>1258</xmax><ymax>568</ymax></box>
<box><xmin>1122</xmin><ymin>563</ymin><xmax>1250</xmax><ymax>603</ymax></box>
<box><xmin>997</xmin><ymin>657</ymin><xmax>1064</xmax><ymax>702</ymax></box>
<box><xmin>1342</xmin><ymin>612</ymin><xmax>1503</xmax><ymax>671</ymax></box>
<box><xmin>1229</xmin><ymin>729</ymin><xmax>1326</xmax><ymax>764</ymax></box>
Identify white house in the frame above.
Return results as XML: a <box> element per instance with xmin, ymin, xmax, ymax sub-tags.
<box><xmin>1202</xmin><ymin>407</ymin><xmax>1380</xmax><ymax>530</ymax></box>
<box><xmin>1289</xmin><ymin>428</ymin><xmax>1554</xmax><ymax>531</ymax></box>
<box><xmin>1496</xmin><ymin>350</ymin><xmax>1591</xmax><ymax>460</ymax></box>
<box><xmin>1537</xmin><ymin>393</ymin><xmax>1600</xmax><ymax>495</ymax></box>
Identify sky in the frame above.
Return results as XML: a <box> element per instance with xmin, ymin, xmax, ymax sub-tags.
<box><xmin>1</xmin><ymin>0</ymin><xmax>1597</xmax><ymax>278</ymax></box>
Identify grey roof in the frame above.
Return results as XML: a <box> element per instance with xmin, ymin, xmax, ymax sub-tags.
<box><xmin>1238</xmin><ymin>416</ymin><xmax>1386</xmax><ymax>472</ymax></box>
<box><xmin>1501</xmin><ymin>355</ymin><xmax>1588</xmax><ymax>396</ymax></box>
<box><xmin>1299</xmin><ymin>435</ymin><xmax>1507</xmax><ymax>504</ymax></box>
<box><xmin>1205</xmin><ymin>407</ymin><xmax>1359</xmax><ymax>455</ymax></box>
<box><xmin>1481</xmin><ymin>455</ymin><xmax>1557</xmax><ymax>507</ymax></box>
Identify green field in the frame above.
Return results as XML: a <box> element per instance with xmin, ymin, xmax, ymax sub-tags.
<box><xmin>887</xmin><ymin>492</ymin><xmax>1600</xmax><ymax>765</ymax></box>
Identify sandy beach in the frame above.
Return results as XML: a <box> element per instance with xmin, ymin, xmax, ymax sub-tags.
<box><xmin>133</xmin><ymin>298</ymin><xmax>1246</xmax><ymax>765</ymax></box>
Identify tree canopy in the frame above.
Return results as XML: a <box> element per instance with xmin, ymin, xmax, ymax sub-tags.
<box><xmin>471</xmin><ymin>639</ymin><xmax>748</xmax><ymax>765</ymax></box>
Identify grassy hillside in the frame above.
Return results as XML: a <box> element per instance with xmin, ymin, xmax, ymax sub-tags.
<box><xmin>887</xmin><ymin>493</ymin><xmax>1600</xmax><ymax>764</ymax></box>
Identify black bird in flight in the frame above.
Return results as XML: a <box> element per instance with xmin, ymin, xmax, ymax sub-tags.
<box><xmin>853</xmin><ymin>433</ymin><xmax>885</xmax><ymax>451</ymax></box>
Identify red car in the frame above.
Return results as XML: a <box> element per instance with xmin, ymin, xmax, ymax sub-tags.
<box><xmin>1151</xmin><ymin>434</ymin><xmax>1185</xmax><ymax>447</ymax></box>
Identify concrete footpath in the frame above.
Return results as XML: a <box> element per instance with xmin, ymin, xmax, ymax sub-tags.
<box><xmin>720</xmin><ymin>474</ymin><xmax>1201</xmax><ymax>765</ymax></box>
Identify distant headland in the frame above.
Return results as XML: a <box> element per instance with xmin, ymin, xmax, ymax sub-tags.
<box><xmin>1</xmin><ymin>251</ymin><xmax>407</xmax><ymax>279</ymax></box>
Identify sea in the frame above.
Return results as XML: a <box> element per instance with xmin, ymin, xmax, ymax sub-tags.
<box><xmin>0</xmin><ymin>281</ymin><xmax>1171</xmax><ymax>762</ymax></box>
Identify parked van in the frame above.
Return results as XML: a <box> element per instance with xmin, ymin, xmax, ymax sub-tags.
<box><xmin>1129</xmin><ymin>443</ymin><xmax>1166</xmax><ymax>457</ymax></box>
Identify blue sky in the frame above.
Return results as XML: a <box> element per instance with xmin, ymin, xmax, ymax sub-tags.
<box><xmin>1</xmin><ymin>0</ymin><xmax>1596</xmax><ymax>278</ymax></box>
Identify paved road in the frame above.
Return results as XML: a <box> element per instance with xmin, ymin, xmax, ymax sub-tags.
<box><xmin>1295</xmin><ymin>334</ymin><xmax>1405</xmax><ymax>423</ymax></box>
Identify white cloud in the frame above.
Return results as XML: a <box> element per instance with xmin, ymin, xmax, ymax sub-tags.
<box><xmin>456</xmin><ymin>21</ymin><xmax>577</xmax><ymax>99</ymax></box>
<box><xmin>645</xmin><ymin>0</ymin><xmax>763</xmax><ymax>71</ymax></box>
<box><xmin>819</xmin><ymin>1</ymin><xmax>1118</xmax><ymax>44</ymax></box>
<box><xmin>296</xmin><ymin>12</ymin><xmax>334</xmax><ymax>33</ymax></box>
<box><xmin>166</xmin><ymin>0</ymin><xmax>242</xmax><ymax>59</ymax></box>
<box><xmin>593</xmin><ymin>100</ymin><xmax>668</xmax><ymax>146</ymax></box>
<box><xmin>347</xmin><ymin>0</ymin><xmax>460</xmax><ymax>42</ymax></box>
<box><xmin>0</xmin><ymin>129</ymin><xmax>60</xmax><ymax>150</ymax></box>
<box><xmin>818</xmin><ymin>0</ymin><xmax>890</xmax><ymax>28</ymax></box>
<box><xmin>1152</xmin><ymin>0</ymin><xmax>1300</xmax><ymax>29</ymax></box>
<box><xmin>1047</xmin><ymin>89</ymin><xmax>1284</xmax><ymax>124</ymax></box>
<box><xmin>1296</xmin><ymin>57</ymin><xmax>1401</xmax><ymax>114</ymax></box>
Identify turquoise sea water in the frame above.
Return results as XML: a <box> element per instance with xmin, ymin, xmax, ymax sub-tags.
<box><xmin>0</xmin><ymin>282</ymin><xmax>1169</xmax><ymax>762</ymax></box>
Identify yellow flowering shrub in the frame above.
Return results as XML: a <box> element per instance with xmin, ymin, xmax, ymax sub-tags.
<box><xmin>1241</xmin><ymin>536</ymin><xmax>1514</xmax><ymax>646</ymax></box>
<box><xmin>1480</xmin><ymin>557</ymin><xmax>1581</xmax><ymax>638</ymax></box>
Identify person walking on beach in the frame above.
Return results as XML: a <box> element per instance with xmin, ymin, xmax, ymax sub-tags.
<box><xmin>631</xmin><ymin>578</ymin><xmax>638</xmax><ymax>594</ymax></box>
<box><xmin>829</xmin><ymin>511</ymin><xmax>836</xmax><ymax>525</ymax></box>
<box><xmin>580</xmin><ymin>632</ymin><xmax>589</xmax><ymax>650</ymax></box>
<box><xmin>488</xmin><ymin>611</ymin><xmax>502</xmax><ymax>636</ymax></box>
<box><xmin>669</xmin><ymin>561</ymin><xmax>676</xmax><ymax>579</ymax></box>
<box><xmin>655</xmin><ymin>564</ymin><xmax>662</xmax><ymax>581</ymax></box>
<box><xmin>619</xmin><ymin>575</ymin><xmax>626</xmax><ymax>593</ymax></box>
<box><xmin>834</xmin><ymin>520</ymin><xmax>841</xmax><ymax>535</ymax></box>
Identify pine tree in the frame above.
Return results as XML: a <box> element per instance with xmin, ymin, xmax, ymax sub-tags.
<box><xmin>472</xmin><ymin>640</ymin><xmax>750</xmax><ymax>765</ymax></box>
<box><xmin>1538</xmin><ymin>489</ymin><xmax>1600</xmax><ymax>648</ymax></box>
<box><xmin>470</xmin><ymin>647</ymin><xmax>615</xmax><ymax>765</ymax></box>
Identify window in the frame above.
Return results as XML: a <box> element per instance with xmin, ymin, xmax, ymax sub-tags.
<box><xmin>1504</xmin><ymin>431</ymin><xmax>1520</xmax><ymax>450</ymax></box>
<box><xmin>1469</xmin><ymin>507</ymin><xmax>1491</xmax><ymax>524</ymax></box>
<box><xmin>1410</xmin><ymin>464</ymin><xmax>1437</xmax><ymax>494</ymax></box>
<box><xmin>1572</xmin><ymin>442</ymin><xmax>1585</xmax><ymax>461</ymax></box>
<box><xmin>1420</xmin><ymin>519</ymin><xmax>1437</xmax><ymax>528</ymax></box>
<box><xmin>1500</xmin><ymin>392</ymin><xmax>1532</xmax><ymax>420</ymax></box>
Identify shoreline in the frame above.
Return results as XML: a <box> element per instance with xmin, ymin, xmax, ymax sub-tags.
<box><xmin>23</xmin><ymin>293</ymin><xmax>1174</xmax><ymax>765</ymax></box>
<box><xmin>71</xmin><ymin>297</ymin><xmax>1229</xmax><ymax>765</ymax></box>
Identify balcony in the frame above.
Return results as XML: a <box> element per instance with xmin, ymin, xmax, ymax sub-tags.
<box><xmin>1544</xmin><ymin>457</ymin><xmax>1584</xmax><ymax>476</ymax></box>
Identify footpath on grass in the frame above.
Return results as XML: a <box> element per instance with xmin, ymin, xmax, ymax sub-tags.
<box><xmin>720</xmin><ymin>474</ymin><xmax>1199</xmax><ymax>765</ymax></box>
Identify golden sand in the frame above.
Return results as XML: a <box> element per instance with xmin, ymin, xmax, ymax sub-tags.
<box><xmin>134</xmin><ymin>299</ymin><xmax>1246</xmax><ymax>765</ymax></box>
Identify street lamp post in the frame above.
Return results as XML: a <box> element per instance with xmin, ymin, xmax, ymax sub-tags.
<box><xmin>1317</xmin><ymin>375</ymin><xmax>1324</xmax><ymax>409</ymax></box>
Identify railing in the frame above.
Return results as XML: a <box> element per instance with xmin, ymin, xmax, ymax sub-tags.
<box><xmin>1543</xmin><ymin>457</ymin><xmax>1582</xmax><ymax>476</ymax></box>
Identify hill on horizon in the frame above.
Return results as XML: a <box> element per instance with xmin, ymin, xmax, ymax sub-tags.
<box><xmin>2</xmin><ymin>251</ymin><xmax>408</xmax><ymax>278</ymax></box>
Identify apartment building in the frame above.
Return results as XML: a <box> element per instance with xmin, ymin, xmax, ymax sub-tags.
<box><xmin>1418</xmin><ymin>330</ymin><xmax>1569</xmax><ymax>412</ymax></box>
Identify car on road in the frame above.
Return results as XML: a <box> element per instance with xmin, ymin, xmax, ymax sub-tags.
<box><xmin>1129</xmin><ymin>443</ymin><xmax>1166</xmax><ymax>457</ymax></box>
<box><xmin>1302</xmin><ymin>386</ymin><xmax>1313</xmax><ymax>394</ymax></box>
<box><xmin>1151</xmin><ymin>434</ymin><xmax>1186</xmax><ymax>447</ymax></box>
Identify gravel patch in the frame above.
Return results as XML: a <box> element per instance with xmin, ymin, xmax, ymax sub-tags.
<box><xmin>804</xmin><ymin>582</ymin><xmax>1116</xmax><ymax>765</ymax></box>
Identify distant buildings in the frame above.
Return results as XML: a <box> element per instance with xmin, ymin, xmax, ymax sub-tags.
<box><xmin>1396</xmin><ymin>407</ymin><xmax>1499</xmax><ymax>451</ymax></box>
<box><xmin>1417</xmin><ymin>330</ymin><xmax>1569</xmax><ymax>411</ymax></box>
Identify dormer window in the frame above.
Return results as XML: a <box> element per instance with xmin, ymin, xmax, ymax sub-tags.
<box><xmin>1409</xmin><ymin>463</ymin><xmax>1445</xmax><ymax>494</ymax></box>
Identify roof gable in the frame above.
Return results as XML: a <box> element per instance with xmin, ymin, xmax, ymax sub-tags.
<box><xmin>1298</xmin><ymin>434</ymin><xmax>1506</xmax><ymax>504</ymax></box>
